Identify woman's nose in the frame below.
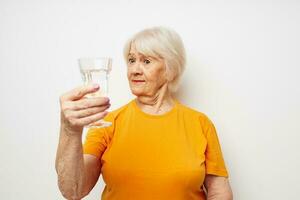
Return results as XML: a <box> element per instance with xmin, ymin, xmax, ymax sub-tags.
<box><xmin>131</xmin><ymin>62</ymin><xmax>143</xmax><ymax>74</ymax></box>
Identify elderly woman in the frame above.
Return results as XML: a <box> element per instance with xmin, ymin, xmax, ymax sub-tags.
<box><xmin>56</xmin><ymin>27</ymin><xmax>233</xmax><ymax>200</ymax></box>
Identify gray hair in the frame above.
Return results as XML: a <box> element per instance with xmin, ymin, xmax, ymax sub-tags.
<box><xmin>123</xmin><ymin>26</ymin><xmax>186</xmax><ymax>93</ymax></box>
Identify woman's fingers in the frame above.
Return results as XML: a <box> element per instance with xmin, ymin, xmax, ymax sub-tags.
<box><xmin>59</xmin><ymin>84</ymin><xmax>111</xmax><ymax>131</ymax></box>
<box><xmin>61</xmin><ymin>97</ymin><xmax>110</xmax><ymax>126</ymax></box>
<box><xmin>72</xmin><ymin>111</ymin><xmax>109</xmax><ymax>127</ymax></box>
<box><xmin>71</xmin><ymin>97</ymin><xmax>110</xmax><ymax>110</ymax></box>
<box><xmin>60</xmin><ymin>84</ymin><xmax>100</xmax><ymax>102</ymax></box>
<box><xmin>72</xmin><ymin>104</ymin><xmax>111</xmax><ymax>118</ymax></box>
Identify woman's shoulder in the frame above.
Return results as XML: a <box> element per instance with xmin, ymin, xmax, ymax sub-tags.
<box><xmin>177</xmin><ymin>101</ymin><xmax>213</xmax><ymax>124</ymax></box>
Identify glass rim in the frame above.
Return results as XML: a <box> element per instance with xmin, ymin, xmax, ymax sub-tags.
<box><xmin>78</xmin><ymin>57</ymin><xmax>112</xmax><ymax>72</ymax></box>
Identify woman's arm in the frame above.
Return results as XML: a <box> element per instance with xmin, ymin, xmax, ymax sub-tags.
<box><xmin>55</xmin><ymin>84</ymin><xmax>109</xmax><ymax>199</ymax></box>
<box><xmin>204</xmin><ymin>175</ymin><xmax>233</xmax><ymax>200</ymax></box>
<box><xmin>55</xmin><ymin>126</ymin><xmax>101</xmax><ymax>200</ymax></box>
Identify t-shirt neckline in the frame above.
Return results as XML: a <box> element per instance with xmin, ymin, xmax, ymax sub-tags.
<box><xmin>132</xmin><ymin>98</ymin><xmax>179</xmax><ymax>119</ymax></box>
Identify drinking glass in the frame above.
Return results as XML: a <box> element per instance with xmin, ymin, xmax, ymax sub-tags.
<box><xmin>78</xmin><ymin>57</ymin><xmax>112</xmax><ymax>128</ymax></box>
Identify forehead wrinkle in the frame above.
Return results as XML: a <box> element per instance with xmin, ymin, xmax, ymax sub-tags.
<box><xmin>128</xmin><ymin>52</ymin><xmax>147</xmax><ymax>59</ymax></box>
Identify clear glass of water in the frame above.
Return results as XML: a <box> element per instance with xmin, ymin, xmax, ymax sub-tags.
<box><xmin>78</xmin><ymin>57</ymin><xmax>112</xmax><ymax>128</ymax></box>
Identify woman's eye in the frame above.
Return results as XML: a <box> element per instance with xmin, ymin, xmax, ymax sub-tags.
<box><xmin>128</xmin><ymin>58</ymin><xmax>135</xmax><ymax>64</ymax></box>
<box><xmin>144</xmin><ymin>59</ymin><xmax>151</xmax><ymax>64</ymax></box>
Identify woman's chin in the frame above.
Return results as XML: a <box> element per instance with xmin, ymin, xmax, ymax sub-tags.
<box><xmin>130</xmin><ymin>88</ymin><xmax>145</xmax><ymax>96</ymax></box>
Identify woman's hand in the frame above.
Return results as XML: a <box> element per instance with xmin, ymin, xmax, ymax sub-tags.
<box><xmin>59</xmin><ymin>84</ymin><xmax>110</xmax><ymax>135</ymax></box>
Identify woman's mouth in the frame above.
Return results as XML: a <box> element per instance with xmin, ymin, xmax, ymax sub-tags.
<box><xmin>132</xmin><ymin>80</ymin><xmax>145</xmax><ymax>83</ymax></box>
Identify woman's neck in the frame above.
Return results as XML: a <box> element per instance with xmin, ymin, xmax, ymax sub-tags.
<box><xmin>135</xmin><ymin>84</ymin><xmax>175</xmax><ymax>115</ymax></box>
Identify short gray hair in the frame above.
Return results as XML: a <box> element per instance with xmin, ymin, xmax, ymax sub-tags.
<box><xmin>123</xmin><ymin>26</ymin><xmax>186</xmax><ymax>93</ymax></box>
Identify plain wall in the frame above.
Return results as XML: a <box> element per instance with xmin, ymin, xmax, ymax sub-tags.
<box><xmin>0</xmin><ymin>0</ymin><xmax>299</xmax><ymax>199</ymax></box>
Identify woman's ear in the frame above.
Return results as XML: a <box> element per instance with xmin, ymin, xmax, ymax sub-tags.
<box><xmin>164</xmin><ymin>61</ymin><xmax>173</xmax><ymax>82</ymax></box>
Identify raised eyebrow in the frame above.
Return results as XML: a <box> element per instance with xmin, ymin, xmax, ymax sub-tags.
<box><xmin>143</xmin><ymin>55</ymin><xmax>158</xmax><ymax>61</ymax></box>
<box><xmin>128</xmin><ymin>53</ymin><xmax>135</xmax><ymax>56</ymax></box>
<box><xmin>128</xmin><ymin>53</ymin><xmax>156</xmax><ymax>60</ymax></box>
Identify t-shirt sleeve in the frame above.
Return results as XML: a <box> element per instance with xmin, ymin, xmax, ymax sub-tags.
<box><xmin>83</xmin><ymin>128</ymin><xmax>109</xmax><ymax>158</ymax></box>
<box><xmin>83</xmin><ymin>113</ymin><xmax>114</xmax><ymax>158</ymax></box>
<box><xmin>202</xmin><ymin>115</ymin><xmax>229</xmax><ymax>177</ymax></box>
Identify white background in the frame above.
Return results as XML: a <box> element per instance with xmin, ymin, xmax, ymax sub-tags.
<box><xmin>0</xmin><ymin>0</ymin><xmax>299</xmax><ymax>199</ymax></box>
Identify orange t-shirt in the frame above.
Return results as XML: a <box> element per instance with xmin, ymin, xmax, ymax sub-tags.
<box><xmin>83</xmin><ymin>99</ymin><xmax>228</xmax><ymax>200</ymax></box>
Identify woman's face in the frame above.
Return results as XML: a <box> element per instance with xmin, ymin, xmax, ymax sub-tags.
<box><xmin>127</xmin><ymin>45</ymin><xmax>168</xmax><ymax>97</ymax></box>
